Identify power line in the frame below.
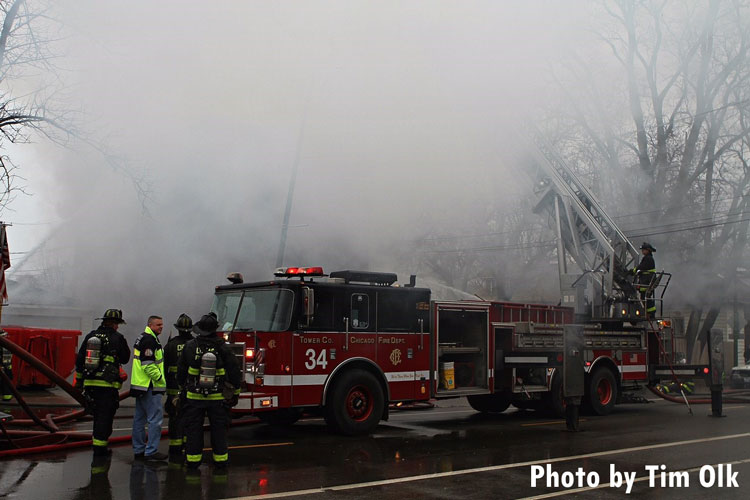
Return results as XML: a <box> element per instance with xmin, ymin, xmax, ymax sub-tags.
<box><xmin>629</xmin><ymin>216</ymin><xmax>750</xmax><ymax>238</ymax></box>
<box><xmin>422</xmin><ymin>213</ymin><xmax>750</xmax><ymax>255</ymax></box>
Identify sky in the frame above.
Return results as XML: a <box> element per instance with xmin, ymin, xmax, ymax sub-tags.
<box><xmin>4</xmin><ymin>1</ymin><xmax>592</xmax><ymax>335</ymax></box>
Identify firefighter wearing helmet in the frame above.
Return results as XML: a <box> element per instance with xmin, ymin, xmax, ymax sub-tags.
<box><xmin>633</xmin><ymin>242</ymin><xmax>657</xmax><ymax>316</ymax></box>
<box><xmin>163</xmin><ymin>313</ymin><xmax>194</xmax><ymax>462</ymax></box>
<box><xmin>74</xmin><ymin>309</ymin><xmax>131</xmax><ymax>460</ymax></box>
<box><xmin>177</xmin><ymin>313</ymin><xmax>241</xmax><ymax>472</ymax></box>
<box><xmin>0</xmin><ymin>330</ymin><xmax>14</xmax><ymax>402</ymax></box>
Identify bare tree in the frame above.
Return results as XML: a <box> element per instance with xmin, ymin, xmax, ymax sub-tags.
<box><xmin>0</xmin><ymin>1</ymin><xmax>154</xmax><ymax>218</ymax></box>
<box><xmin>0</xmin><ymin>1</ymin><xmax>61</xmax><ymax>206</ymax></box>
<box><xmin>550</xmin><ymin>0</ymin><xmax>750</xmax><ymax>360</ymax></box>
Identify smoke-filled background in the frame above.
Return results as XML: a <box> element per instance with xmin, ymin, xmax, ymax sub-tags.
<box><xmin>4</xmin><ymin>1</ymin><xmax>750</xmax><ymax>359</ymax></box>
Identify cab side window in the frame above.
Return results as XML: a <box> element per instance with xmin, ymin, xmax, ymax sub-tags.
<box><xmin>351</xmin><ymin>294</ymin><xmax>369</xmax><ymax>329</ymax></box>
<box><xmin>308</xmin><ymin>289</ymin><xmax>334</xmax><ymax>331</ymax></box>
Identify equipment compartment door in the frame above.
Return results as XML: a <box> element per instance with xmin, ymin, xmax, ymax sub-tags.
<box><xmin>434</xmin><ymin>303</ymin><xmax>491</xmax><ymax>397</ymax></box>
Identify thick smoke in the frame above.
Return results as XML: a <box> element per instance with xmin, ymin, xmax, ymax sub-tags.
<box><xmin>8</xmin><ymin>1</ymin><xmax>588</xmax><ymax>341</ymax></box>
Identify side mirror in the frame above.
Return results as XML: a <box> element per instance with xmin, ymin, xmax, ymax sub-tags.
<box><xmin>302</xmin><ymin>287</ymin><xmax>315</xmax><ymax>327</ymax></box>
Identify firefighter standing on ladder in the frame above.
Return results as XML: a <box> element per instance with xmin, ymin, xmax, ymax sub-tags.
<box><xmin>74</xmin><ymin>309</ymin><xmax>131</xmax><ymax>461</ymax></box>
<box><xmin>163</xmin><ymin>313</ymin><xmax>193</xmax><ymax>462</ymax></box>
<box><xmin>634</xmin><ymin>242</ymin><xmax>657</xmax><ymax>317</ymax></box>
<box><xmin>177</xmin><ymin>313</ymin><xmax>241</xmax><ymax>472</ymax></box>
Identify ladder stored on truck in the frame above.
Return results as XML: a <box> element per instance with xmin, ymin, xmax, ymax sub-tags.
<box><xmin>523</xmin><ymin>125</ymin><xmax>665</xmax><ymax>321</ymax></box>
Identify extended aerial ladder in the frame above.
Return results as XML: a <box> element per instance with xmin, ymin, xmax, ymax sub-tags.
<box><xmin>519</xmin><ymin>127</ymin><xmax>721</xmax><ymax>418</ymax></box>
<box><xmin>522</xmin><ymin>125</ymin><xmax>668</xmax><ymax>322</ymax></box>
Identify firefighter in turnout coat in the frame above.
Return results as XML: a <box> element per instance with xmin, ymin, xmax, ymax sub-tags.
<box><xmin>74</xmin><ymin>309</ymin><xmax>131</xmax><ymax>458</ymax></box>
<box><xmin>177</xmin><ymin>313</ymin><xmax>241</xmax><ymax>470</ymax></box>
<box><xmin>633</xmin><ymin>242</ymin><xmax>657</xmax><ymax>316</ymax></box>
<box><xmin>163</xmin><ymin>313</ymin><xmax>193</xmax><ymax>461</ymax></box>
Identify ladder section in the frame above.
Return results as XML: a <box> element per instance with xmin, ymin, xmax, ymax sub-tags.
<box><xmin>523</xmin><ymin>126</ymin><xmax>640</xmax><ymax>317</ymax></box>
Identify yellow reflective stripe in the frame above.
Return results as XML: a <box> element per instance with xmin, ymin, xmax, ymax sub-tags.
<box><xmin>216</xmin><ymin>368</ymin><xmax>226</xmax><ymax>375</ymax></box>
<box><xmin>84</xmin><ymin>379</ymin><xmax>121</xmax><ymax>389</ymax></box>
<box><xmin>169</xmin><ymin>439</ymin><xmax>183</xmax><ymax>446</ymax></box>
<box><xmin>92</xmin><ymin>438</ymin><xmax>108</xmax><ymax>447</ymax></box>
<box><xmin>213</xmin><ymin>453</ymin><xmax>228</xmax><ymax>462</ymax></box>
<box><xmin>133</xmin><ymin>348</ymin><xmax>141</xmax><ymax>357</ymax></box>
<box><xmin>188</xmin><ymin>367</ymin><xmax>200</xmax><ymax>375</ymax></box>
<box><xmin>233</xmin><ymin>388</ymin><xmax>241</xmax><ymax>395</ymax></box>
<box><xmin>187</xmin><ymin>454</ymin><xmax>202</xmax><ymax>463</ymax></box>
<box><xmin>187</xmin><ymin>392</ymin><xmax>224</xmax><ymax>400</ymax></box>
<box><xmin>167</xmin><ymin>389</ymin><xmax>180</xmax><ymax>395</ymax></box>
<box><xmin>103</xmin><ymin>356</ymin><xmax>115</xmax><ymax>362</ymax></box>
<box><xmin>168</xmin><ymin>366</ymin><xmax>178</xmax><ymax>373</ymax></box>
<box><xmin>2</xmin><ymin>394</ymin><xmax>12</xmax><ymax>400</ymax></box>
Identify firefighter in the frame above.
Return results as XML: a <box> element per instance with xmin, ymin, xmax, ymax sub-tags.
<box><xmin>74</xmin><ymin>309</ymin><xmax>131</xmax><ymax>459</ymax></box>
<box><xmin>163</xmin><ymin>313</ymin><xmax>193</xmax><ymax>462</ymax></box>
<box><xmin>633</xmin><ymin>242</ymin><xmax>657</xmax><ymax>316</ymax></box>
<box><xmin>0</xmin><ymin>330</ymin><xmax>14</xmax><ymax>402</ymax></box>
<box><xmin>131</xmin><ymin>315</ymin><xmax>168</xmax><ymax>461</ymax></box>
<box><xmin>178</xmin><ymin>313</ymin><xmax>241</xmax><ymax>471</ymax></box>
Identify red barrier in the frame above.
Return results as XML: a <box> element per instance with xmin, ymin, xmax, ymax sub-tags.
<box><xmin>3</xmin><ymin>326</ymin><xmax>82</xmax><ymax>388</ymax></box>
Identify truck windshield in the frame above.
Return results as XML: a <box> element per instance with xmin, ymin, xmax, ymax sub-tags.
<box><xmin>211</xmin><ymin>288</ymin><xmax>294</xmax><ymax>332</ymax></box>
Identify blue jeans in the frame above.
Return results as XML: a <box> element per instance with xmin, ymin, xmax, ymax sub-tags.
<box><xmin>132</xmin><ymin>387</ymin><xmax>163</xmax><ymax>456</ymax></box>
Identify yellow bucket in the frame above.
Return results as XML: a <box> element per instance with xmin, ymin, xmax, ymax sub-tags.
<box><xmin>440</xmin><ymin>362</ymin><xmax>455</xmax><ymax>390</ymax></box>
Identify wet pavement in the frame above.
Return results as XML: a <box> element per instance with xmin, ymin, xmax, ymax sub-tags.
<box><xmin>1</xmin><ymin>395</ymin><xmax>750</xmax><ymax>499</ymax></box>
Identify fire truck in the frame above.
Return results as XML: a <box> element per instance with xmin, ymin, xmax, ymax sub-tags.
<box><xmin>212</xmin><ymin>127</ymin><xmax>708</xmax><ymax>435</ymax></box>
<box><xmin>214</xmin><ymin>266</ymin><xmax>695</xmax><ymax>435</ymax></box>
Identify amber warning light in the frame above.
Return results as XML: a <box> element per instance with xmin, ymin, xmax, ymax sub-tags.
<box><xmin>274</xmin><ymin>266</ymin><xmax>325</xmax><ymax>277</ymax></box>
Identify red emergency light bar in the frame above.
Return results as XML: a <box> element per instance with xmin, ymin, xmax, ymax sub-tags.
<box><xmin>274</xmin><ymin>266</ymin><xmax>325</xmax><ymax>277</ymax></box>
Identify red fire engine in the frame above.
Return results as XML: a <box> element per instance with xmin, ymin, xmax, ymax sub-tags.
<box><xmin>213</xmin><ymin>267</ymin><xmax>696</xmax><ymax>435</ymax></box>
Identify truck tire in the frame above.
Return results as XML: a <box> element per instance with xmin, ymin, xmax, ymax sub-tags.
<box><xmin>324</xmin><ymin>369</ymin><xmax>384</xmax><ymax>436</ymax></box>
<box><xmin>258</xmin><ymin>408</ymin><xmax>303</xmax><ymax>427</ymax></box>
<box><xmin>467</xmin><ymin>394</ymin><xmax>511</xmax><ymax>413</ymax></box>
<box><xmin>587</xmin><ymin>367</ymin><xmax>618</xmax><ymax>416</ymax></box>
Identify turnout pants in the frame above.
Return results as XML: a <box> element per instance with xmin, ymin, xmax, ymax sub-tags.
<box><xmin>86</xmin><ymin>387</ymin><xmax>120</xmax><ymax>456</ymax></box>
<box><xmin>183</xmin><ymin>399</ymin><xmax>229</xmax><ymax>467</ymax></box>
<box><xmin>165</xmin><ymin>395</ymin><xmax>186</xmax><ymax>456</ymax></box>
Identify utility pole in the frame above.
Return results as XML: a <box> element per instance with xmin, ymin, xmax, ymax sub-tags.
<box><xmin>275</xmin><ymin>98</ymin><xmax>310</xmax><ymax>269</ymax></box>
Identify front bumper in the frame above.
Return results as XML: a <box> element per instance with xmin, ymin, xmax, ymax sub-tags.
<box><xmin>232</xmin><ymin>392</ymin><xmax>280</xmax><ymax>412</ymax></box>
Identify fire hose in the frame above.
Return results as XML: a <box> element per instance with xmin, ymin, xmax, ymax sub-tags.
<box><xmin>0</xmin><ymin>334</ymin><xmax>88</xmax><ymax>408</ymax></box>
<box><xmin>0</xmin><ymin>333</ymin><xmax>128</xmax><ymax>426</ymax></box>
<box><xmin>647</xmin><ymin>385</ymin><xmax>750</xmax><ymax>405</ymax></box>
<box><xmin>0</xmin><ymin>418</ymin><xmax>260</xmax><ymax>458</ymax></box>
<box><xmin>1</xmin><ymin>331</ymin><xmax>261</xmax><ymax>457</ymax></box>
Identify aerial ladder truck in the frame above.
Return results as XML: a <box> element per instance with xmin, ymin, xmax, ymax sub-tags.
<box><xmin>521</xmin><ymin>126</ymin><xmax>718</xmax><ymax>416</ymax></box>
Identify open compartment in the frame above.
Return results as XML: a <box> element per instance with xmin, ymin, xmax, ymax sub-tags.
<box><xmin>435</xmin><ymin>306</ymin><xmax>490</xmax><ymax>396</ymax></box>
